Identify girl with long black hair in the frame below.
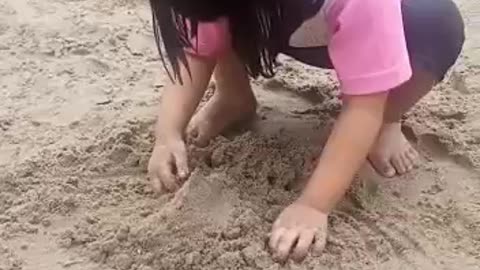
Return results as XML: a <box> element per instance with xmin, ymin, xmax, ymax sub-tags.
<box><xmin>147</xmin><ymin>0</ymin><xmax>465</xmax><ymax>262</ymax></box>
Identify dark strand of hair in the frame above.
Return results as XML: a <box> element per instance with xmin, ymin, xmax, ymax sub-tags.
<box><xmin>149</xmin><ymin>0</ymin><xmax>283</xmax><ymax>84</ymax></box>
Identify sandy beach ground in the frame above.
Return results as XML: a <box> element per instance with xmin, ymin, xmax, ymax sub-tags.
<box><xmin>1</xmin><ymin>0</ymin><xmax>479</xmax><ymax>269</ymax></box>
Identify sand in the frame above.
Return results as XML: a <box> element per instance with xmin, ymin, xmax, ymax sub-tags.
<box><xmin>1</xmin><ymin>0</ymin><xmax>480</xmax><ymax>269</ymax></box>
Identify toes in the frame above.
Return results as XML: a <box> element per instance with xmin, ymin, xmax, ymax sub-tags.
<box><xmin>393</xmin><ymin>151</ymin><xmax>420</xmax><ymax>175</ymax></box>
<box><xmin>371</xmin><ymin>157</ymin><xmax>396</xmax><ymax>178</ymax></box>
<box><xmin>372</xmin><ymin>149</ymin><xmax>419</xmax><ymax>177</ymax></box>
<box><xmin>406</xmin><ymin>147</ymin><xmax>419</xmax><ymax>165</ymax></box>
<box><xmin>187</xmin><ymin>125</ymin><xmax>210</xmax><ymax>147</ymax></box>
<box><xmin>404</xmin><ymin>152</ymin><xmax>415</xmax><ymax>171</ymax></box>
<box><xmin>383</xmin><ymin>162</ymin><xmax>397</xmax><ymax>178</ymax></box>
<box><xmin>400</xmin><ymin>153</ymin><xmax>411</xmax><ymax>173</ymax></box>
<box><xmin>392</xmin><ymin>154</ymin><xmax>407</xmax><ymax>175</ymax></box>
<box><xmin>395</xmin><ymin>147</ymin><xmax>420</xmax><ymax>174</ymax></box>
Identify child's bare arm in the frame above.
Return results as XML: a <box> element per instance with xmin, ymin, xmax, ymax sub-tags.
<box><xmin>270</xmin><ymin>92</ymin><xmax>388</xmax><ymax>262</ymax></box>
<box><xmin>156</xmin><ymin>55</ymin><xmax>216</xmax><ymax>142</ymax></box>
<box><xmin>301</xmin><ymin>92</ymin><xmax>388</xmax><ymax>211</ymax></box>
<box><xmin>149</xmin><ymin>54</ymin><xmax>216</xmax><ymax>193</ymax></box>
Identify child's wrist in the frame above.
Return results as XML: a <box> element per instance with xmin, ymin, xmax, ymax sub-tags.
<box><xmin>155</xmin><ymin>130</ymin><xmax>183</xmax><ymax>144</ymax></box>
<box><xmin>298</xmin><ymin>190</ymin><xmax>332</xmax><ymax>215</ymax></box>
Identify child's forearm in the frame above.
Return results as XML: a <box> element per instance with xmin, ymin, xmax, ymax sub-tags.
<box><xmin>156</xmin><ymin>84</ymin><xmax>205</xmax><ymax>141</ymax></box>
<box><xmin>155</xmin><ymin>55</ymin><xmax>216</xmax><ymax>142</ymax></box>
<box><xmin>301</xmin><ymin>93</ymin><xmax>388</xmax><ymax>213</ymax></box>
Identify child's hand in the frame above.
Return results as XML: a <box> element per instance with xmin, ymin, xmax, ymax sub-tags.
<box><xmin>148</xmin><ymin>139</ymin><xmax>189</xmax><ymax>193</ymax></box>
<box><xmin>147</xmin><ymin>53</ymin><xmax>215</xmax><ymax>194</ymax></box>
<box><xmin>269</xmin><ymin>200</ymin><xmax>328</xmax><ymax>262</ymax></box>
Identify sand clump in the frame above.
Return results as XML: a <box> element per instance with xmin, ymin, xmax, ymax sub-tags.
<box><xmin>52</xmin><ymin>134</ymin><xmax>317</xmax><ymax>270</ymax></box>
<box><xmin>0</xmin><ymin>244</ymin><xmax>23</xmax><ymax>270</ymax></box>
<box><xmin>1</xmin><ymin>0</ymin><xmax>480</xmax><ymax>270</ymax></box>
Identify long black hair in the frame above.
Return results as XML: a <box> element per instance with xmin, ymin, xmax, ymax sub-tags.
<box><xmin>149</xmin><ymin>0</ymin><xmax>283</xmax><ymax>84</ymax></box>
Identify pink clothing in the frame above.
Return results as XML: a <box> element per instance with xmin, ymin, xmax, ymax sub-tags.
<box><xmin>188</xmin><ymin>0</ymin><xmax>412</xmax><ymax>95</ymax></box>
<box><xmin>185</xmin><ymin>17</ymin><xmax>231</xmax><ymax>58</ymax></box>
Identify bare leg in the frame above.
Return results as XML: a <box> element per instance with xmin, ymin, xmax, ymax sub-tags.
<box><xmin>369</xmin><ymin>69</ymin><xmax>437</xmax><ymax>177</ymax></box>
<box><xmin>187</xmin><ymin>49</ymin><xmax>257</xmax><ymax>146</ymax></box>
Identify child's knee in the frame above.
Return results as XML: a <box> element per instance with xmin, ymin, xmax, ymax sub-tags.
<box><xmin>402</xmin><ymin>0</ymin><xmax>465</xmax><ymax>81</ymax></box>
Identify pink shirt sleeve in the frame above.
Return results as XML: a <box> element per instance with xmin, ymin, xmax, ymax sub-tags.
<box><xmin>327</xmin><ymin>0</ymin><xmax>412</xmax><ymax>95</ymax></box>
<box><xmin>185</xmin><ymin>17</ymin><xmax>231</xmax><ymax>58</ymax></box>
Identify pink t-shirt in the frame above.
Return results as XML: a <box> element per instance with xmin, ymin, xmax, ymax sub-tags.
<box><xmin>187</xmin><ymin>0</ymin><xmax>412</xmax><ymax>95</ymax></box>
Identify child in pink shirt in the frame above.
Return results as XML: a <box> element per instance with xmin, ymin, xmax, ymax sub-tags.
<box><xmin>147</xmin><ymin>0</ymin><xmax>464</xmax><ymax>262</ymax></box>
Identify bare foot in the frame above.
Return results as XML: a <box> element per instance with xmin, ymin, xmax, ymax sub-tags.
<box><xmin>368</xmin><ymin>123</ymin><xmax>419</xmax><ymax>178</ymax></box>
<box><xmin>187</xmin><ymin>88</ymin><xmax>257</xmax><ymax>146</ymax></box>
